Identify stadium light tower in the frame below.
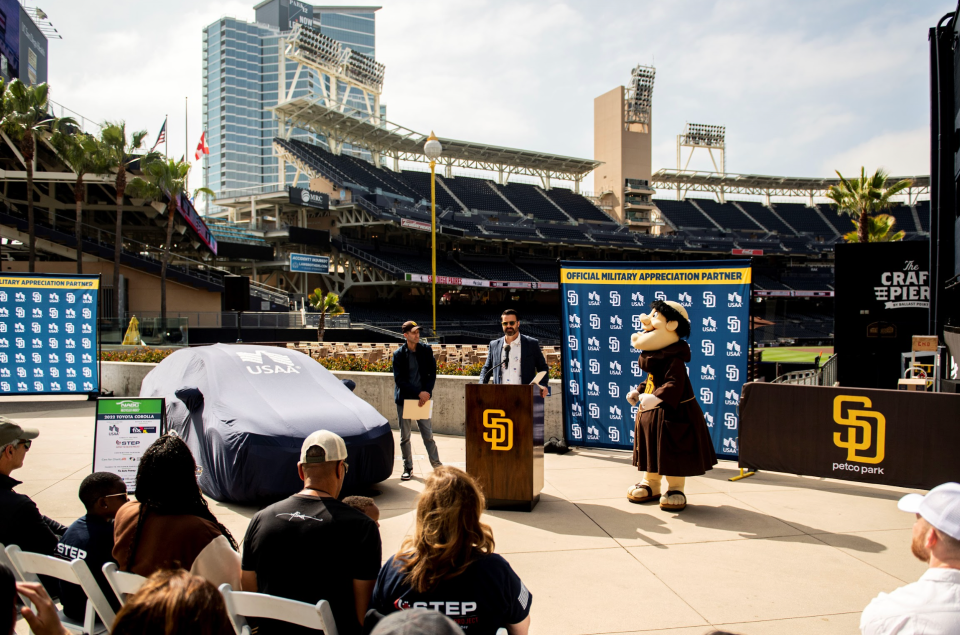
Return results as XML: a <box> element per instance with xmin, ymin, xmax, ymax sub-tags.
<box><xmin>624</xmin><ymin>65</ymin><xmax>655</xmax><ymax>132</ymax></box>
<box><xmin>676</xmin><ymin>123</ymin><xmax>726</xmax><ymax>201</ymax></box>
<box><xmin>424</xmin><ymin>132</ymin><xmax>443</xmax><ymax>336</ymax></box>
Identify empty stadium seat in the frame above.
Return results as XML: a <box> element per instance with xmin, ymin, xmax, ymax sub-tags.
<box><xmin>735</xmin><ymin>201</ymin><xmax>794</xmax><ymax>235</ymax></box>
<box><xmin>693</xmin><ymin>198</ymin><xmax>763</xmax><ymax>231</ymax></box>
<box><xmin>442</xmin><ymin>175</ymin><xmax>517</xmax><ymax>215</ymax></box>
<box><xmin>653</xmin><ymin>199</ymin><xmax>715</xmax><ymax>229</ymax></box>
<box><xmin>771</xmin><ymin>203</ymin><xmax>834</xmax><ymax>236</ymax></box>
<box><xmin>542</xmin><ymin>187</ymin><xmax>614</xmax><ymax>223</ymax></box>
<box><xmin>496</xmin><ymin>182</ymin><xmax>570</xmax><ymax>222</ymax></box>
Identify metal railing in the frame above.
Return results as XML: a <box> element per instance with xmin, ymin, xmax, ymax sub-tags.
<box><xmin>118</xmin><ymin>312</ymin><xmax>351</xmax><ymax>329</ymax></box>
<box><xmin>772</xmin><ymin>354</ymin><xmax>838</xmax><ymax>386</ymax></box>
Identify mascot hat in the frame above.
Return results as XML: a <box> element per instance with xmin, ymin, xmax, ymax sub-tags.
<box><xmin>662</xmin><ymin>300</ymin><xmax>689</xmax><ymax>322</ymax></box>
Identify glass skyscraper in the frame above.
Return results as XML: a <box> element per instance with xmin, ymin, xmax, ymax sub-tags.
<box><xmin>202</xmin><ymin>1</ymin><xmax>379</xmax><ymax>203</ymax></box>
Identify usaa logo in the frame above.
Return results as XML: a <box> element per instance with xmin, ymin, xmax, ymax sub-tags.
<box><xmin>589</xmin><ymin>314</ymin><xmax>601</xmax><ymax>329</ymax></box>
<box><xmin>608</xmin><ymin>337</ymin><xmax>620</xmax><ymax>353</ymax></box>
<box><xmin>610</xmin><ymin>316</ymin><xmax>623</xmax><ymax>330</ymax></box>
<box><xmin>631</xmin><ymin>292</ymin><xmax>645</xmax><ymax>307</ymax></box>
<box><xmin>607</xmin><ymin>427</ymin><xmax>620</xmax><ymax>442</ymax></box>
<box><xmin>569</xmin><ymin>359</ymin><xmax>581</xmax><ymax>373</ymax></box>
<box><xmin>568</xmin><ymin>380</ymin><xmax>579</xmax><ymax>395</ymax></box>
<box><xmin>568</xmin><ymin>335</ymin><xmax>579</xmax><ymax>351</ymax></box>
<box><xmin>567</xmin><ymin>290</ymin><xmax>579</xmax><ymax>306</ymax></box>
<box><xmin>587</xmin><ymin>425</ymin><xmax>600</xmax><ymax>440</ymax></box>
<box><xmin>587</xmin><ymin>337</ymin><xmax>601</xmax><ymax>351</ymax></box>
<box><xmin>723</xmin><ymin>437</ymin><xmax>738</xmax><ymax>454</ymax></box>
<box><xmin>702</xmin><ymin>340</ymin><xmax>715</xmax><ymax>356</ymax></box>
<box><xmin>588</xmin><ymin>359</ymin><xmax>600</xmax><ymax>374</ymax></box>
<box><xmin>609</xmin><ymin>361</ymin><xmax>622</xmax><ymax>376</ymax></box>
<box><xmin>588</xmin><ymin>291</ymin><xmax>601</xmax><ymax>306</ymax></box>
<box><xmin>699</xmin><ymin>387</ymin><xmax>713</xmax><ymax>404</ymax></box>
<box><xmin>678</xmin><ymin>292</ymin><xmax>693</xmax><ymax>307</ymax></box>
<box><xmin>704</xmin><ymin>412</ymin><xmax>715</xmax><ymax>428</ymax></box>
<box><xmin>569</xmin><ymin>315</ymin><xmax>581</xmax><ymax>329</ymax></box>
<box><xmin>703</xmin><ymin>291</ymin><xmax>716</xmax><ymax>308</ymax></box>
<box><xmin>588</xmin><ymin>404</ymin><xmax>600</xmax><ymax>419</ymax></box>
<box><xmin>724</xmin><ymin>390</ymin><xmax>740</xmax><ymax>405</ymax></box>
<box><xmin>655</xmin><ymin>291</ymin><xmax>667</xmax><ymax>301</ymax></box>
<box><xmin>587</xmin><ymin>381</ymin><xmax>600</xmax><ymax>396</ymax></box>
<box><xmin>609</xmin><ymin>406</ymin><xmax>622</xmax><ymax>420</ymax></box>
<box><xmin>630</xmin><ymin>428</ymin><xmax>635</xmax><ymax>444</ymax></box>
<box><xmin>702</xmin><ymin>317</ymin><xmax>717</xmax><ymax>332</ymax></box>
<box><xmin>571</xmin><ymin>403</ymin><xmax>583</xmax><ymax>417</ymax></box>
<box><xmin>701</xmin><ymin>365</ymin><xmax>716</xmax><ymax>380</ymax></box>
<box><xmin>609</xmin><ymin>291</ymin><xmax>621</xmax><ymax>307</ymax></box>
<box><xmin>608</xmin><ymin>382</ymin><xmax>619</xmax><ymax>398</ymax></box>
<box><xmin>727</xmin><ymin>292</ymin><xmax>743</xmax><ymax>308</ymax></box>
<box><xmin>726</xmin><ymin>341</ymin><xmax>742</xmax><ymax>356</ymax></box>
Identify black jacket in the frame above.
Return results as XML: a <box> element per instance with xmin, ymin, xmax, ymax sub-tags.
<box><xmin>0</xmin><ymin>473</ymin><xmax>66</xmax><ymax>555</ymax></box>
<box><xmin>393</xmin><ymin>343</ymin><xmax>437</xmax><ymax>404</ymax></box>
<box><xmin>480</xmin><ymin>333</ymin><xmax>549</xmax><ymax>386</ymax></box>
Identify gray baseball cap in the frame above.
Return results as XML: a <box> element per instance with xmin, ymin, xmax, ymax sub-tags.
<box><xmin>0</xmin><ymin>417</ymin><xmax>39</xmax><ymax>447</ymax></box>
<box><xmin>370</xmin><ymin>608</ymin><xmax>462</xmax><ymax>635</ymax></box>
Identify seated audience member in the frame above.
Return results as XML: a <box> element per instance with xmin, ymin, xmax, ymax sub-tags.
<box><xmin>0</xmin><ymin>418</ymin><xmax>66</xmax><ymax>555</ymax></box>
<box><xmin>111</xmin><ymin>569</ymin><xmax>233</xmax><ymax>635</ymax></box>
<box><xmin>113</xmin><ymin>436</ymin><xmax>240</xmax><ymax>588</ymax></box>
<box><xmin>241</xmin><ymin>430</ymin><xmax>381</xmax><ymax>635</ymax></box>
<box><xmin>370</xmin><ymin>607</ymin><xmax>462</xmax><ymax>635</ymax></box>
<box><xmin>13</xmin><ymin>580</ymin><xmax>70</xmax><ymax>635</ymax></box>
<box><xmin>343</xmin><ymin>495</ymin><xmax>381</xmax><ymax>527</ymax></box>
<box><xmin>861</xmin><ymin>482</ymin><xmax>960</xmax><ymax>634</ymax></box>
<box><xmin>372</xmin><ymin>466</ymin><xmax>532</xmax><ymax>635</ymax></box>
<box><xmin>56</xmin><ymin>472</ymin><xmax>128</xmax><ymax>622</ymax></box>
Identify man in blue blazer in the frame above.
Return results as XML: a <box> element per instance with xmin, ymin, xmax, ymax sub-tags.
<box><xmin>479</xmin><ymin>309</ymin><xmax>550</xmax><ymax>398</ymax></box>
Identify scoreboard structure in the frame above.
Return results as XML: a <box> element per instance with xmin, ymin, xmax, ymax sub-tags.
<box><xmin>0</xmin><ymin>274</ymin><xmax>100</xmax><ymax>395</ymax></box>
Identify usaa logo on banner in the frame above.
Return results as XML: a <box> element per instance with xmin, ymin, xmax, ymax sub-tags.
<box><xmin>559</xmin><ymin>261</ymin><xmax>751</xmax><ymax>456</ymax></box>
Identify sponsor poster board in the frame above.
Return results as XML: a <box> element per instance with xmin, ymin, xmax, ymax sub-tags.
<box><xmin>289</xmin><ymin>186</ymin><xmax>329</xmax><ymax>210</ymax></box>
<box><xmin>560</xmin><ymin>260</ymin><xmax>751</xmax><ymax>458</ymax></box>
<box><xmin>289</xmin><ymin>253</ymin><xmax>330</xmax><ymax>274</ymax></box>
<box><xmin>0</xmin><ymin>273</ymin><xmax>100</xmax><ymax>395</ymax></box>
<box><xmin>93</xmin><ymin>398</ymin><xmax>166</xmax><ymax>490</ymax></box>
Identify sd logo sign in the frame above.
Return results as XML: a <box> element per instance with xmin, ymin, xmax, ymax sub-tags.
<box><xmin>833</xmin><ymin>395</ymin><xmax>885</xmax><ymax>465</ymax></box>
<box><xmin>482</xmin><ymin>409</ymin><xmax>513</xmax><ymax>451</ymax></box>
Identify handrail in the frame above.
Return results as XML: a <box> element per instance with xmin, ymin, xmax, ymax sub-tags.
<box><xmin>336</xmin><ymin>240</ymin><xmax>404</xmax><ymax>277</ymax></box>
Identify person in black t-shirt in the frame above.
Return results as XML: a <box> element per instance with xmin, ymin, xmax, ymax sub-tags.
<box><xmin>372</xmin><ymin>466</ymin><xmax>532</xmax><ymax>635</ymax></box>
<box><xmin>56</xmin><ymin>472</ymin><xmax>128</xmax><ymax>621</ymax></box>
<box><xmin>241</xmin><ymin>430</ymin><xmax>381</xmax><ymax>635</ymax></box>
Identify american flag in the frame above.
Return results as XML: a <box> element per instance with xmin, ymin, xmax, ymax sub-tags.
<box><xmin>194</xmin><ymin>131</ymin><xmax>209</xmax><ymax>161</ymax></box>
<box><xmin>151</xmin><ymin>119</ymin><xmax>166</xmax><ymax>152</ymax></box>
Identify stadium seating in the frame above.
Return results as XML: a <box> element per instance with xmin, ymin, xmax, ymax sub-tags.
<box><xmin>401</xmin><ymin>170</ymin><xmax>464</xmax><ymax>211</ymax></box>
<box><xmin>771</xmin><ymin>203</ymin><xmax>835</xmax><ymax>236</ymax></box>
<box><xmin>915</xmin><ymin>200</ymin><xmax>931</xmax><ymax>232</ymax></box>
<box><xmin>459</xmin><ymin>257</ymin><xmax>537</xmax><ymax>281</ymax></box>
<box><xmin>442</xmin><ymin>175</ymin><xmax>517</xmax><ymax>215</ymax></box>
<box><xmin>537</xmin><ymin>224</ymin><xmax>594</xmax><ymax>242</ymax></box>
<box><xmin>542</xmin><ymin>187</ymin><xmax>614</xmax><ymax>223</ymax></box>
<box><xmin>206</xmin><ymin>220</ymin><xmax>268</xmax><ymax>245</ymax></box>
<box><xmin>693</xmin><ymin>198</ymin><xmax>763</xmax><ymax>231</ymax></box>
<box><xmin>888</xmin><ymin>203</ymin><xmax>921</xmax><ymax>233</ymax></box>
<box><xmin>347</xmin><ymin>243</ymin><xmax>477</xmax><ymax>278</ymax></box>
<box><xmin>496</xmin><ymin>182</ymin><xmax>571</xmax><ymax>222</ymax></box>
<box><xmin>516</xmin><ymin>261</ymin><xmax>560</xmax><ymax>282</ymax></box>
<box><xmin>654</xmin><ymin>199</ymin><xmax>716</xmax><ymax>229</ymax></box>
<box><xmin>735</xmin><ymin>201</ymin><xmax>795</xmax><ymax>235</ymax></box>
<box><xmin>482</xmin><ymin>224</ymin><xmax>542</xmax><ymax>240</ymax></box>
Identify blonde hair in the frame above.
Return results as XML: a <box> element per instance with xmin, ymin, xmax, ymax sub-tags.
<box><xmin>396</xmin><ymin>466</ymin><xmax>495</xmax><ymax>593</ymax></box>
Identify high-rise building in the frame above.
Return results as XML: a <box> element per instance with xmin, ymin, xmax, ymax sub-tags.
<box><xmin>202</xmin><ymin>1</ymin><xmax>379</xmax><ymax>203</ymax></box>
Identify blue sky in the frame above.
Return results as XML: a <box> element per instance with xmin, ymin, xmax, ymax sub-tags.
<box><xmin>42</xmin><ymin>0</ymin><xmax>946</xmax><ymax>190</ymax></box>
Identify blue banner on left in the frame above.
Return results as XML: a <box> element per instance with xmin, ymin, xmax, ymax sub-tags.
<box><xmin>0</xmin><ymin>274</ymin><xmax>100</xmax><ymax>395</ymax></box>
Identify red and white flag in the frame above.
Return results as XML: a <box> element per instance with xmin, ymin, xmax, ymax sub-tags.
<box><xmin>194</xmin><ymin>132</ymin><xmax>209</xmax><ymax>161</ymax></box>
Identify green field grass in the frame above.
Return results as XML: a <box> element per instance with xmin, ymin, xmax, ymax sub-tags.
<box><xmin>760</xmin><ymin>347</ymin><xmax>834</xmax><ymax>365</ymax></box>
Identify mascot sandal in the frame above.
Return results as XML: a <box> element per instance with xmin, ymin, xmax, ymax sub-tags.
<box><xmin>625</xmin><ymin>300</ymin><xmax>717</xmax><ymax>512</ymax></box>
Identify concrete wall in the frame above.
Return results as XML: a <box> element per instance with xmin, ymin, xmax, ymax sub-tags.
<box><xmin>101</xmin><ymin>362</ymin><xmax>565</xmax><ymax>441</ymax></box>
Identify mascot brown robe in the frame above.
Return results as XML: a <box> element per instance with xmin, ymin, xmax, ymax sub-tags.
<box><xmin>626</xmin><ymin>300</ymin><xmax>717</xmax><ymax>511</ymax></box>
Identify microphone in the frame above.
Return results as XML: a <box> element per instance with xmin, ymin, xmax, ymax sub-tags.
<box><xmin>482</xmin><ymin>344</ymin><xmax>511</xmax><ymax>383</ymax></box>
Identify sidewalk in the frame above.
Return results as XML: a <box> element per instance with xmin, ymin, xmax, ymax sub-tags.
<box><xmin>9</xmin><ymin>401</ymin><xmax>925</xmax><ymax>634</ymax></box>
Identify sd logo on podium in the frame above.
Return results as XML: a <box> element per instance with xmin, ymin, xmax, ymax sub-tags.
<box><xmin>482</xmin><ymin>409</ymin><xmax>513</xmax><ymax>451</ymax></box>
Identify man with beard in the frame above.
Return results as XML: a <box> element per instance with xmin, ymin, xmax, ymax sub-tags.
<box><xmin>624</xmin><ymin>300</ymin><xmax>716</xmax><ymax>512</ymax></box>
<box><xmin>479</xmin><ymin>309</ymin><xmax>549</xmax><ymax>398</ymax></box>
<box><xmin>860</xmin><ymin>482</ymin><xmax>960</xmax><ymax>634</ymax></box>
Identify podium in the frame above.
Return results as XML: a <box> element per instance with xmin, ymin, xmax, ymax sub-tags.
<box><xmin>465</xmin><ymin>384</ymin><xmax>544</xmax><ymax>511</ymax></box>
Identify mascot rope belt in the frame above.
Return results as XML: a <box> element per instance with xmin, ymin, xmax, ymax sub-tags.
<box><xmin>625</xmin><ymin>300</ymin><xmax>717</xmax><ymax>511</ymax></box>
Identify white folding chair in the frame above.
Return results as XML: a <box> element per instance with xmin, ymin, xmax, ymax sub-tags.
<box><xmin>219</xmin><ymin>583</ymin><xmax>338</xmax><ymax>635</ymax></box>
<box><xmin>101</xmin><ymin>562</ymin><xmax>146</xmax><ymax>606</ymax></box>
<box><xmin>5</xmin><ymin>544</ymin><xmax>115</xmax><ymax>635</ymax></box>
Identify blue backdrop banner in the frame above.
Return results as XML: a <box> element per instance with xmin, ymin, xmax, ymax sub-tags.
<box><xmin>560</xmin><ymin>260</ymin><xmax>751</xmax><ymax>459</ymax></box>
<box><xmin>0</xmin><ymin>273</ymin><xmax>100</xmax><ymax>395</ymax></box>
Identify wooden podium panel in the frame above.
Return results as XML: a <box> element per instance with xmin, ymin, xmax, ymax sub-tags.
<box><xmin>465</xmin><ymin>384</ymin><xmax>544</xmax><ymax>511</ymax></box>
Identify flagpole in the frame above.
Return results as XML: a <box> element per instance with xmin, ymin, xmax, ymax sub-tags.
<box><xmin>164</xmin><ymin>114</ymin><xmax>168</xmax><ymax>158</ymax></box>
<box><xmin>185</xmin><ymin>96</ymin><xmax>189</xmax><ymax>189</ymax></box>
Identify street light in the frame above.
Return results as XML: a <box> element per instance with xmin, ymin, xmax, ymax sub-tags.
<box><xmin>424</xmin><ymin>131</ymin><xmax>442</xmax><ymax>337</ymax></box>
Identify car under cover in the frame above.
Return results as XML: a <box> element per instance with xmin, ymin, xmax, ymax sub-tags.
<box><xmin>139</xmin><ymin>343</ymin><xmax>393</xmax><ymax>504</ymax></box>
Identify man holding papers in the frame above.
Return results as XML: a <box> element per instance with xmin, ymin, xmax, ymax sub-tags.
<box><xmin>393</xmin><ymin>321</ymin><xmax>441</xmax><ymax>481</ymax></box>
<box><xmin>480</xmin><ymin>309</ymin><xmax>550</xmax><ymax>398</ymax></box>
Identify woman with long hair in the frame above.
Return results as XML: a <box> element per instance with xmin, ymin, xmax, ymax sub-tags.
<box><xmin>112</xmin><ymin>435</ymin><xmax>240</xmax><ymax>588</ymax></box>
<box><xmin>371</xmin><ymin>466</ymin><xmax>532</xmax><ymax>635</ymax></box>
<box><xmin>111</xmin><ymin>569</ymin><xmax>233</xmax><ymax>635</ymax></box>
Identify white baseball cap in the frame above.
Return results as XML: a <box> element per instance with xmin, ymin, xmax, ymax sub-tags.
<box><xmin>897</xmin><ymin>482</ymin><xmax>960</xmax><ymax>540</ymax></box>
<box><xmin>299</xmin><ymin>430</ymin><xmax>348</xmax><ymax>464</ymax></box>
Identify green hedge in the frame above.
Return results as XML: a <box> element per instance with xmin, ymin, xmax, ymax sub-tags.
<box><xmin>100</xmin><ymin>348</ymin><xmax>562</xmax><ymax>379</ymax></box>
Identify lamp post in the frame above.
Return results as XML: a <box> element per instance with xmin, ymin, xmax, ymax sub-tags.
<box><xmin>424</xmin><ymin>131</ymin><xmax>442</xmax><ymax>337</ymax></box>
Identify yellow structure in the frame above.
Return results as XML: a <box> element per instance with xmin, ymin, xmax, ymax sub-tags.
<box><xmin>122</xmin><ymin>316</ymin><xmax>142</xmax><ymax>345</ymax></box>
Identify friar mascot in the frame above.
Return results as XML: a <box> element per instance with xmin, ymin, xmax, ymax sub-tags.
<box><xmin>625</xmin><ymin>299</ymin><xmax>717</xmax><ymax>511</ymax></box>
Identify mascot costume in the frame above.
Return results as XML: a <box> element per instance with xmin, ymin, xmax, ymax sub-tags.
<box><xmin>625</xmin><ymin>300</ymin><xmax>717</xmax><ymax>511</ymax></box>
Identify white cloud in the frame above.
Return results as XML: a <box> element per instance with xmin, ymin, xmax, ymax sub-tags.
<box><xmin>820</xmin><ymin>127</ymin><xmax>929</xmax><ymax>177</ymax></box>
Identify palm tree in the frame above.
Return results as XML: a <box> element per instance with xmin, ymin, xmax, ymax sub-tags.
<box><xmin>99</xmin><ymin>122</ymin><xmax>149</xmax><ymax>318</ymax></box>
<box><xmin>50</xmin><ymin>130</ymin><xmax>109</xmax><ymax>273</ymax></box>
<box><xmin>306</xmin><ymin>289</ymin><xmax>345</xmax><ymax>342</ymax></box>
<box><xmin>128</xmin><ymin>157</ymin><xmax>214</xmax><ymax>319</ymax></box>
<box><xmin>1</xmin><ymin>81</ymin><xmax>73</xmax><ymax>272</ymax></box>
<box><xmin>842</xmin><ymin>214</ymin><xmax>905</xmax><ymax>243</ymax></box>
<box><xmin>826</xmin><ymin>167</ymin><xmax>912</xmax><ymax>243</ymax></box>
